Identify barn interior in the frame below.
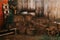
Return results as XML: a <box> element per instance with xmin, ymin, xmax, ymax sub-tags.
<box><xmin>0</xmin><ymin>0</ymin><xmax>60</xmax><ymax>40</ymax></box>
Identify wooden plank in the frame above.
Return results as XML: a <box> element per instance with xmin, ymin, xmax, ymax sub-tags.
<box><xmin>0</xmin><ymin>28</ymin><xmax>16</xmax><ymax>36</ymax></box>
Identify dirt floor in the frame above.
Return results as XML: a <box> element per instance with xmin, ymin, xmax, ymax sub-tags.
<box><xmin>0</xmin><ymin>34</ymin><xmax>60</xmax><ymax>40</ymax></box>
